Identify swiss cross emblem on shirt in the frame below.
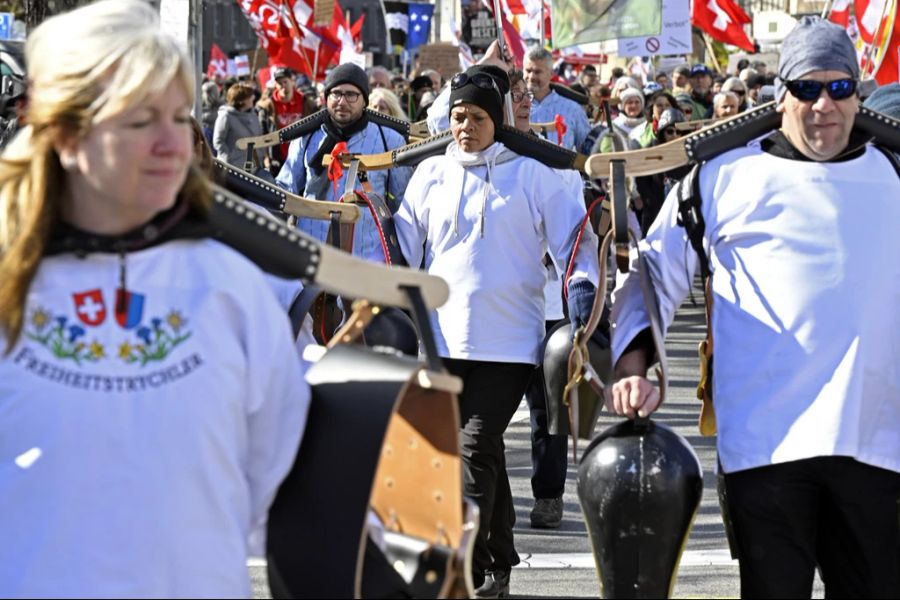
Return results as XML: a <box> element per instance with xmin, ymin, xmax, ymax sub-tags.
<box><xmin>72</xmin><ymin>289</ymin><xmax>106</xmax><ymax>326</ymax></box>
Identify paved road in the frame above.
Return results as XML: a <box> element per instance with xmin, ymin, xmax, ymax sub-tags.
<box><xmin>250</xmin><ymin>299</ymin><xmax>824</xmax><ymax>598</ymax></box>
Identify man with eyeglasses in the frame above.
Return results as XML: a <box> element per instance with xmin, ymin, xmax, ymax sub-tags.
<box><xmin>276</xmin><ymin>64</ymin><xmax>412</xmax><ymax>262</ymax></box>
<box><xmin>524</xmin><ymin>46</ymin><xmax>590</xmax><ymax>150</ymax></box>
<box><xmin>607</xmin><ymin>17</ymin><xmax>900</xmax><ymax>598</ymax></box>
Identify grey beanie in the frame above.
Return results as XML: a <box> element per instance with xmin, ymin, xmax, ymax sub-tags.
<box><xmin>324</xmin><ymin>64</ymin><xmax>370</xmax><ymax>103</ymax></box>
<box><xmin>775</xmin><ymin>16</ymin><xmax>859</xmax><ymax>103</ymax></box>
<box><xmin>863</xmin><ymin>83</ymin><xmax>900</xmax><ymax>119</ymax></box>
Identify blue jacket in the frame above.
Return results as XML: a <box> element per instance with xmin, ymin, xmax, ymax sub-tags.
<box><xmin>276</xmin><ymin>120</ymin><xmax>412</xmax><ymax>263</ymax></box>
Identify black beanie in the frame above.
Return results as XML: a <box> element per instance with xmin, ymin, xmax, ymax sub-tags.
<box><xmin>324</xmin><ymin>64</ymin><xmax>370</xmax><ymax>103</ymax></box>
<box><xmin>467</xmin><ymin>65</ymin><xmax>511</xmax><ymax>95</ymax></box>
<box><xmin>449</xmin><ymin>66</ymin><xmax>508</xmax><ymax>132</ymax></box>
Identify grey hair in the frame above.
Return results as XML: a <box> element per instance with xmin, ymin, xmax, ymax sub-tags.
<box><xmin>525</xmin><ymin>46</ymin><xmax>553</xmax><ymax>64</ymax></box>
<box><xmin>713</xmin><ymin>91</ymin><xmax>739</xmax><ymax>109</ymax></box>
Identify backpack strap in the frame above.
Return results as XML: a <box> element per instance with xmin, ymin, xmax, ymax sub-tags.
<box><xmin>674</xmin><ymin>164</ymin><xmax>711</xmax><ymax>281</ymax></box>
<box><xmin>673</xmin><ymin>163</ymin><xmax>716</xmax><ymax>435</ymax></box>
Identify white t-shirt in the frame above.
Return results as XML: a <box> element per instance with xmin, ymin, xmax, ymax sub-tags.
<box><xmin>0</xmin><ymin>238</ymin><xmax>310</xmax><ymax>598</ymax></box>
<box><xmin>611</xmin><ymin>140</ymin><xmax>900</xmax><ymax>475</ymax></box>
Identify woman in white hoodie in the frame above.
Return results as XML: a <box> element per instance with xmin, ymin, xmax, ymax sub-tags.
<box><xmin>395</xmin><ymin>66</ymin><xmax>600</xmax><ymax>598</ymax></box>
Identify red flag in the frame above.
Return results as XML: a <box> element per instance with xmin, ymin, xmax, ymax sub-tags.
<box><xmin>207</xmin><ymin>42</ymin><xmax>228</xmax><ymax>80</ymax></box>
<box><xmin>350</xmin><ymin>14</ymin><xmax>365</xmax><ymax>46</ymax></box>
<box><xmin>873</xmin><ymin>5</ymin><xmax>900</xmax><ymax>84</ymax></box>
<box><xmin>505</xmin><ymin>0</ymin><xmax>527</xmax><ymax>14</ymax></box>
<box><xmin>235</xmin><ymin>0</ymin><xmax>340</xmax><ymax>82</ymax></box>
<box><xmin>829</xmin><ymin>0</ymin><xmax>853</xmax><ymax>27</ymax></box>
<box><xmin>487</xmin><ymin>2</ymin><xmax>526</xmax><ymax>66</ymax></box>
<box><xmin>691</xmin><ymin>0</ymin><xmax>756</xmax><ymax>53</ymax></box>
<box><xmin>827</xmin><ymin>0</ymin><xmax>900</xmax><ymax>84</ymax></box>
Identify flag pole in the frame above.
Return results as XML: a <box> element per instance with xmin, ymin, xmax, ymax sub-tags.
<box><xmin>492</xmin><ymin>0</ymin><xmax>515</xmax><ymax>125</ymax></box>
<box><xmin>190</xmin><ymin>0</ymin><xmax>203</xmax><ymax>120</ymax></box>
<box><xmin>821</xmin><ymin>0</ymin><xmax>835</xmax><ymax>19</ymax></box>
<box><xmin>313</xmin><ymin>45</ymin><xmax>320</xmax><ymax>86</ymax></box>
<box><xmin>701</xmin><ymin>33</ymin><xmax>723</xmax><ymax>74</ymax></box>
<box><xmin>860</xmin><ymin>0</ymin><xmax>893</xmax><ymax>79</ymax></box>
<box><xmin>540</xmin><ymin>1</ymin><xmax>545</xmax><ymax>46</ymax></box>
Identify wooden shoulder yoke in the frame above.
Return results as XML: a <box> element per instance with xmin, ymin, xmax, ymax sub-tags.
<box><xmin>585</xmin><ymin>102</ymin><xmax>780</xmax><ymax>178</ymax></box>
<box><xmin>366</xmin><ymin>108</ymin><xmax>411</xmax><ymax>140</ymax></box>
<box><xmin>211</xmin><ymin>159</ymin><xmax>359</xmax><ymax>223</ymax></box>
<box><xmin>206</xmin><ymin>184</ymin><xmax>449</xmax><ymax>311</ymax></box>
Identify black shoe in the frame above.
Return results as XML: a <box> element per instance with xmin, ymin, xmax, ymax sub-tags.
<box><xmin>474</xmin><ymin>569</ymin><xmax>510</xmax><ymax>598</ymax></box>
<box><xmin>530</xmin><ymin>496</ymin><xmax>563</xmax><ymax>529</ymax></box>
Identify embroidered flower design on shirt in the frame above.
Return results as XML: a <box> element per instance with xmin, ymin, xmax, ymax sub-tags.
<box><xmin>119</xmin><ymin>311</ymin><xmax>191</xmax><ymax>365</ymax></box>
<box><xmin>25</xmin><ymin>307</ymin><xmax>103</xmax><ymax>365</ymax></box>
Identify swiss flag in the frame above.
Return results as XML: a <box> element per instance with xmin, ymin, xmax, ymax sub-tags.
<box><xmin>873</xmin><ymin>7</ymin><xmax>900</xmax><ymax>84</ymax></box>
<box><xmin>73</xmin><ymin>289</ymin><xmax>107</xmax><ymax>327</ymax></box>
<box><xmin>207</xmin><ymin>43</ymin><xmax>228</xmax><ymax>80</ymax></box>
<box><xmin>829</xmin><ymin>0</ymin><xmax>853</xmax><ymax>27</ymax></box>
<box><xmin>484</xmin><ymin>0</ymin><xmax>526</xmax><ymax>66</ymax></box>
<box><xmin>237</xmin><ymin>0</ymin><xmax>341</xmax><ymax>82</ymax></box>
<box><xmin>828</xmin><ymin>0</ymin><xmax>900</xmax><ymax>84</ymax></box>
<box><xmin>691</xmin><ymin>0</ymin><xmax>755</xmax><ymax>53</ymax></box>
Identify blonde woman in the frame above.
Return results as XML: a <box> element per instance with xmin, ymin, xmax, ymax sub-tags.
<box><xmin>0</xmin><ymin>1</ymin><xmax>308</xmax><ymax>596</ymax></box>
<box><xmin>368</xmin><ymin>86</ymin><xmax>409</xmax><ymax>121</ymax></box>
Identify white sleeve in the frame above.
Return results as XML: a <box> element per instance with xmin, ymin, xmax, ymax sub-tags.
<box><xmin>426</xmin><ymin>86</ymin><xmax>451</xmax><ymax>135</ymax></box>
<box><xmin>610</xmin><ymin>182</ymin><xmax>699</xmax><ymax>364</ymax></box>
<box><xmin>241</xmin><ymin>279</ymin><xmax>311</xmax><ymax>557</ymax></box>
<box><xmin>394</xmin><ymin>165</ymin><xmax>431</xmax><ymax>269</ymax></box>
<box><xmin>541</xmin><ymin>167</ymin><xmax>600</xmax><ymax>288</ymax></box>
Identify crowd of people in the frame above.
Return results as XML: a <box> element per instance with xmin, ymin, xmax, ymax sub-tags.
<box><xmin>0</xmin><ymin>1</ymin><xmax>898</xmax><ymax>599</ymax></box>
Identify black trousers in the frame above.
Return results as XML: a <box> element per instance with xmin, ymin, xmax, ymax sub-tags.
<box><xmin>443</xmin><ymin>358</ymin><xmax>534</xmax><ymax>585</ymax></box>
<box><xmin>525</xmin><ymin>319</ymin><xmax>568</xmax><ymax>499</ymax></box>
<box><xmin>724</xmin><ymin>456</ymin><xmax>900</xmax><ymax>599</ymax></box>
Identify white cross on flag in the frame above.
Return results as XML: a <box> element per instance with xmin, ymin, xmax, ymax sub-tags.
<box><xmin>73</xmin><ymin>289</ymin><xmax>107</xmax><ymax>327</ymax></box>
<box><xmin>207</xmin><ymin>42</ymin><xmax>228</xmax><ymax>80</ymax></box>
<box><xmin>690</xmin><ymin>0</ymin><xmax>754</xmax><ymax>52</ymax></box>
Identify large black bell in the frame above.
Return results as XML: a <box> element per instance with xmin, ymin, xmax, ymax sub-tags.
<box><xmin>577</xmin><ymin>418</ymin><xmax>703</xmax><ymax>599</ymax></box>
<box><xmin>542</xmin><ymin>320</ymin><xmax>611</xmax><ymax>438</ymax></box>
<box><xmin>363</xmin><ymin>306</ymin><xmax>420</xmax><ymax>356</ymax></box>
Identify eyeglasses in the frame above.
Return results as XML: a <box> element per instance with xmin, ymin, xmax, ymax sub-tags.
<box><xmin>328</xmin><ymin>89</ymin><xmax>361</xmax><ymax>103</ymax></box>
<box><xmin>784</xmin><ymin>78</ymin><xmax>857</xmax><ymax>102</ymax></box>
<box><xmin>511</xmin><ymin>90</ymin><xmax>532</xmax><ymax>102</ymax></box>
<box><xmin>450</xmin><ymin>72</ymin><xmax>502</xmax><ymax>99</ymax></box>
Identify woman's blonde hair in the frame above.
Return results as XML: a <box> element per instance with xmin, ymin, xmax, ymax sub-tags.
<box><xmin>368</xmin><ymin>87</ymin><xmax>408</xmax><ymax>122</ymax></box>
<box><xmin>0</xmin><ymin>0</ymin><xmax>209</xmax><ymax>351</ymax></box>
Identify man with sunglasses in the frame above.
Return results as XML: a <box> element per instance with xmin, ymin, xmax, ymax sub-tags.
<box><xmin>607</xmin><ymin>17</ymin><xmax>900</xmax><ymax>598</ymax></box>
<box><xmin>276</xmin><ymin>64</ymin><xmax>412</xmax><ymax>262</ymax></box>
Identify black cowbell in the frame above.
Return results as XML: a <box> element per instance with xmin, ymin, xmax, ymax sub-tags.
<box><xmin>576</xmin><ymin>418</ymin><xmax>703</xmax><ymax>598</ymax></box>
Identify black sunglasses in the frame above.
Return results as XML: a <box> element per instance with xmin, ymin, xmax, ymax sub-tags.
<box><xmin>784</xmin><ymin>78</ymin><xmax>857</xmax><ymax>102</ymax></box>
<box><xmin>451</xmin><ymin>72</ymin><xmax>502</xmax><ymax>99</ymax></box>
